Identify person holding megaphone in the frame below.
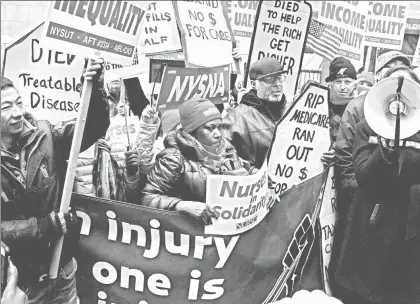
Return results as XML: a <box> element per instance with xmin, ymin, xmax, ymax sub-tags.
<box><xmin>332</xmin><ymin>65</ymin><xmax>420</xmax><ymax>304</ymax></box>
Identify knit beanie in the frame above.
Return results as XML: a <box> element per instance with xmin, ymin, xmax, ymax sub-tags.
<box><xmin>179</xmin><ymin>98</ymin><xmax>222</xmax><ymax>133</ymax></box>
<box><xmin>375</xmin><ymin>50</ymin><xmax>411</xmax><ymax>75</ymax></box>
<box><xmin>325</xmin><ymin>57</ymin><xmax>357</xmax><ymax>82</ymax></box>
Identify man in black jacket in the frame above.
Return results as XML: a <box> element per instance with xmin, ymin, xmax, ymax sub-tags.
<box><xmin>223</xmin><ymin>57</ymin><xmax>288</xmax><ymax>169</ymax></box>
<box><xmin>1</xmin><ymin>58</ymin><xmax>110</xmax><ymax>303</ymax></box>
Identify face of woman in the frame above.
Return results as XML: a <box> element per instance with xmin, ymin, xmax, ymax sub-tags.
<box><xmin>193</xmin><ymin>119</ymin><xmax>222</xmax><ymax>147</ymax></box>
<box><xmin>387</xmin><ymin>69</ymin><xmax>417</xmax><ymax>82</ymax></box>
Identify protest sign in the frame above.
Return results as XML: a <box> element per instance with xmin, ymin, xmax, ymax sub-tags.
<box><xmin>246</xmin><ymin>0</ymin><xmax>312</xmax><ymax>104</ymax></box>
<box><xmin>73</xmin><ymin>166</ymin><xmax>327</xmax><ymax>303</ymax></box>
<box><xmin>41</xmin><ymin>1</ymin><xmax>149</xmax><ymax>65</ymax></box>
<box><xmin>205</xmin><ymin>163</ymin><xmax>270</xmax><ymax>235</ymax></box>
<box><xmin>318</xmin><ymin>166</ymin><xmax>337</xmax><ymax>296</ymax></box>
<box><xmin>172</xmin><ymin>0</ymin><xmax>239</xmax><ymax>71</ymax></box>
<box><xmin>413</xmin><ymin>38</ymin><xmax>420</xmax><ymax>67</ymax></box>
<box><xmin>2</xmin><ymin>23</ymin><xmax>85</xmax><ymax>124</ymax></box>
<box><xmin>149</xmin><ymin>58</ymin><xmax>185</xmax><ymax>83</ymax></box>
<box><xmin>224</xmin><ymin>0</ymin><xmax>258</xmax><ymax>55</ymax></box>
<box><xmin>267</xmin><ymin>83</ymin><xmax>331</xmax><ymax>197</ymax></box>
<box><xmin>317</xmin><ymin>1</ymin><xmax>369</xmax><ymax>66</ymax></box>
<box><xmin>364</xmin><ymin>1</ymin><xmax>409</xmax><ymax>50</ymax></box>
<box><xmin>139</xmin><ymin>1</ymin><xmax>182</xmax><ymax>55</ymax></box>
<box><xmin>157</xmin><ymin>65</ymin><xmax>230</xmax><ymax>111</ymax></box>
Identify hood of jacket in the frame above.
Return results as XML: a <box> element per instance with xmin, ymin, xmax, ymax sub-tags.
<box><xmin>241</xmin><ymin>89</ymin><xmax>286</xmax><ymax>122</ymax></box>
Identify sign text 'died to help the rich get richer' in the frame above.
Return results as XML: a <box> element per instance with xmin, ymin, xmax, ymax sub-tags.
<box><xmin>267</xmin><ymin>84</ymin><xmax>331</xmax><ymax>196</ymax></box>
<box><xmin>41</xmin><ymin>1</ymin><xmax>150</xmax><ymax>65</ymax></box>
<box><xmin>247</xmin><ymin>1</ymin><xmax>312</xmax><ymax>104</ymax></box>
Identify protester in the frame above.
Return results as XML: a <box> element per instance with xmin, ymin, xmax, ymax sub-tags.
<box><xmin>1</xmin><ymin>258</ymin><xmax>28</xmax><ymax>304</ymax></box>
<box><xmin>141</xmin><ymin>98</ymin><xmax>256</xmax><ymax>224</ymax></box>
<box><xmin>0</xmin><ymin>58</ymin><xmax>109</xmax><ymax>303</ymax></box>
<box><xmin>374</xmin><ymin>50</ymin><xmax>411</xmax><ymax>82</ymax></box>
<box><xmin>334</xmin><ymin>65</ymin><xmax>420</xmax><ymax>211</ymax></box>
<box><xmin>223</xmin><ymin>57</ymin><xmax>288</xmax><ymax>168</ymax></box>
<box><xmin>331</xmin><ymin>66</ymin><xmax>420</xmax><ymax>303</ymax></box>
<box><xmin>357</xmin><ymin>71</ymin><xmax>375</xmax><ymax>88</ymax></box>
<box><xmin>333</xmin><ymin>120</ymin><xmax>420</xmax><ymax>304</ymax></box>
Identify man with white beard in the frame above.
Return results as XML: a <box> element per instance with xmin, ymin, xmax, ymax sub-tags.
<box><xmin>223</xmin><ymin>57</ymin><xmax>288</xmax><ymax>169</ymax></box>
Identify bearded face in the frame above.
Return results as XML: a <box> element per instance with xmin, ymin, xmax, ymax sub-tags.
<box><xmin>254</xmin><ymin>74</ymin><xmax>286</xmax><ymax>102</ymax></box>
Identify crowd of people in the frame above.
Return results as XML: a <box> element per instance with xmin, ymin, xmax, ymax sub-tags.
<box><xmin>1</xmin><ymin>46</ymin><xmax>420</xmax><ymax>303</ymax></box>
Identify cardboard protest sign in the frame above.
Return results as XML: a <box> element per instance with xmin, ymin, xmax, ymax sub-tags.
<box><xmin>205</xmin><ymin>163</ymin><xmax>269</xmax><ymax>235</ymax></box>
<box><xmin>139</xmin><ymin>1</ymin><xmax>182</xmax><ymax>55</ymax></box>
<box><xmin>413</xmin><ymin>38</ymin><xmax>420</xmax><ymax>67</ymax></box>
<box><xmin>172</xmin><ymin>0</ymin><xmax>239</xmax><ymax>71</ymax></box>
<box><xmin>317</xmin><ymin>1</ymin><xmax>369</xmax><ymax>66</ymax></box>
<box><xmin>41</xmin><ymin>1</ymin><xmax>149</xmax><ymax>65</ymax></box>
<box><xmin>73</xmin><ymin>166</ymin><xmax>328</xmax><ymax>303</ymax></box>
<box><xmin>267</xmin><ymin>83</ymin><xmax>331</xmax><ymax>197</ymax></box>
<box><xmin>2</xmin><ymin>23</ymin><xmax>85</xmax><ymax>124</ymax></box>
<box><xmin>246</xmin><ymin>1</ymin><xmax>312</xmax><ymax>104</ymax></box>
<box><xmin>157</xmin><ymin>65</ymin><xmax>230</xmax><ymax>111</ymax></box>
<box><xmin>318</xmin><ymin>166</ymin><xmax>337</xmax><ymax>296</ymax></box>
<box><xmin>364</xmin><ymin>1</ymin><xmax>409</xmax><ymax>50</ymax></box>
<box><xmin>224</xmin><ymin>1</ymin><xmax>258</xmax><ymax>55</ymax></box>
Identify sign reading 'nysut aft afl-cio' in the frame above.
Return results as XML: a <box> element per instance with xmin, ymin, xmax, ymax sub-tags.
<box><xmin>41</xmin><ymin>1</ymin><xmax>150</xmax><ymax>65</ymax></box>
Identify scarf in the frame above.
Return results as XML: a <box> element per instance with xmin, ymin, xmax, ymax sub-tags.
<box><xmin>179</xmin><ymin>131</ymin><xmax>241</xmax><ymax>173</ymax></box>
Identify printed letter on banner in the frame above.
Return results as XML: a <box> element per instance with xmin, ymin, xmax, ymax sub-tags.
<box><xmin>172</xmin><ymin>0</ymin><xmax>238</xmax><ymax>69</ymax></box>
<box><xmin>364</xmin><ymin>1</ymin><xmax>410</xmax><ymax>50</ymax></box>
<box><xmin>41</xmin><ymin>1</ymin><xmax>149</xmax><ymax>65</ymax></box>
<box><xmin>246</xmin><ymin>1</ymin><xmax>312</xmax><ymax>104</ymax></box>
<box><xmin>3</xmin><ymin>24</ymin><xmax>84</xmax><ymax>123</ymax></box>
<box><xmin>157</xmin><ymin>65</ymin><xmax>230</xmax><ymax>111</ymax></box>
<box><xmin>205</xmin><ymin>163</ymin><xmax>270</xmax><ymax>235</ymax></box>
<box><xmin>223</xmin><ymin>0</ymin><xmax>258</xmax><ymax>55</ymax></box>
<box><xmin>266</xmin><ymin>84</ymin><xmax>331</xmax><ymax>197</ymax></box>
<box><xmin>139</xmin><ymin>1</ymin><xmax>182</xmax><ymax>55</ymax></box>
<box><xmin>317</xmin><ymin>1</ymin><xmax>369</xmax><ymax>66</ymax></box>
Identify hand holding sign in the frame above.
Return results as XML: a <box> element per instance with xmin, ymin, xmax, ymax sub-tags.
<box><xmin>176</xmin><ymin>201</ymin><xmax>219</xmax><ymax>226</ymax></box>
<box><xmin>82</xmin><ymin>58</ymin><xmax>104</xmax><ymax>82</ymax></box>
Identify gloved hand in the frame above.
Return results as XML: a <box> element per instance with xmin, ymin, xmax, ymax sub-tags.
<box><xmin>125</xmin><ymin>149</ymin><xmax>140</xmax><ymax>176</ymax></box>
<box><xmin>37</xmin><ymin>209</ymin><xmax>80</xmax><ymax>241</ymax></box>
<box><xmin>141</xmin><ymin>105</ymin><xmax>159</xmax><ymax>125</ymax></box>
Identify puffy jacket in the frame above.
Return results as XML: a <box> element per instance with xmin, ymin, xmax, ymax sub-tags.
<box><xmin>135</xmin><ymin>116</ymin><xmax>164</xmax><ymax>174</ymax></box>
<box><xmin>1</xmin><ymin>81</ymin><xmax>109</xmax><ymax>285</ymax></box>
<box><xmin>223</xmin><ymin>89</ymin><xmax>286</xmax><ymax>169</ymax></box>
<box><xmin>141</xmin><ymin>130</ymin><xmax>246</xmax><ymax>210</ymax></box>
<box><xmin>334</xmin><ymin>95</ymin><xmax>366</xmax><ymax>189</ymax></box>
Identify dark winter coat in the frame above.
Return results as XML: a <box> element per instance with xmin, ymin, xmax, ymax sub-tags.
<box><xmin>1</xmin><ymin>83</ymin><xmax>109</xmax><ymax>285</ymax></box>
<box><xmin>334</xmin><ymin>94</ymin><xmax>366</xmax><ymax>190</ymax></box>
<box><xmin>141</xmin><ymin>130</ymin><xmax>246</xmax><ymax>210</ymax></box>
<box><xmin>333</xmin><ymin>119</ymin><xmax>420</xmax><ymax>304</ymax></box>
<box><xmin>223</xmin><ymin>89</ymin><xmax>286</xmax><ymax>169</ymax></box>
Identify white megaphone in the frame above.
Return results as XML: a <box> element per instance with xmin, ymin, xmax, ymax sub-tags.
<box><xmin>364</xmin><ymin>76</ymin><xmax>420</xmax><ymax>140</ymax></box>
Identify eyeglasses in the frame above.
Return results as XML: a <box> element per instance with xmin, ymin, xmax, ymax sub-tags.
<box><xmin>258</xmin><ymin>74</ymin><xmax>287</xmax><ymax>84</ymax></box>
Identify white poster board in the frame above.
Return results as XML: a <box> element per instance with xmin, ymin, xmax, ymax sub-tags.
<box><xmin>317</xmin><ymin>1</ymin><xmax>369</xmax><ymax>67</ymax></box>
<box><xmin>364</xmin><ymin>1</ymin><xmax>409</xmax><ymax>50</ymax></box>
<box><xmin>224</xmin><ymin>0</ymin><xmax>258</xmax><ymax>55</ymax></box>
<box><xmin>267</xmin><ymin>84</ymin><xmax>331</xmax><ymax>196</ymax></box>
<box><xmin>247</xmin><ymin>0</ymin><xmax>312</xmax><ymax>110</ymax></box>
<box><xmin>2</xmin><ymin>24</ymin><xmax>84</xmax><ymax>124</ymax></box>
<box><xmin>205</xmin><ymin>163</ymin><xmax>270</xmax><ymax>235</ymax></box>
<box><xmin>41</xmin><ymin>1</ymin><xmax>149</xmax><ymax>65</ymax></box>
<box><xmin>172</xmin><ymin>0</ymin><xmax>238</xmax><ymax>70</ymax></box>
<box><xmin>139</xmin><ymin>1</ymin><xmax>182</xmax><ymax>55</ymax></box>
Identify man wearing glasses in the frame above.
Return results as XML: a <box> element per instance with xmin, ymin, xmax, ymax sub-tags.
<box><xmin>223</xmin><ymin>57</ymin><xmax>288</xmax><ymax>169</ymax></box>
